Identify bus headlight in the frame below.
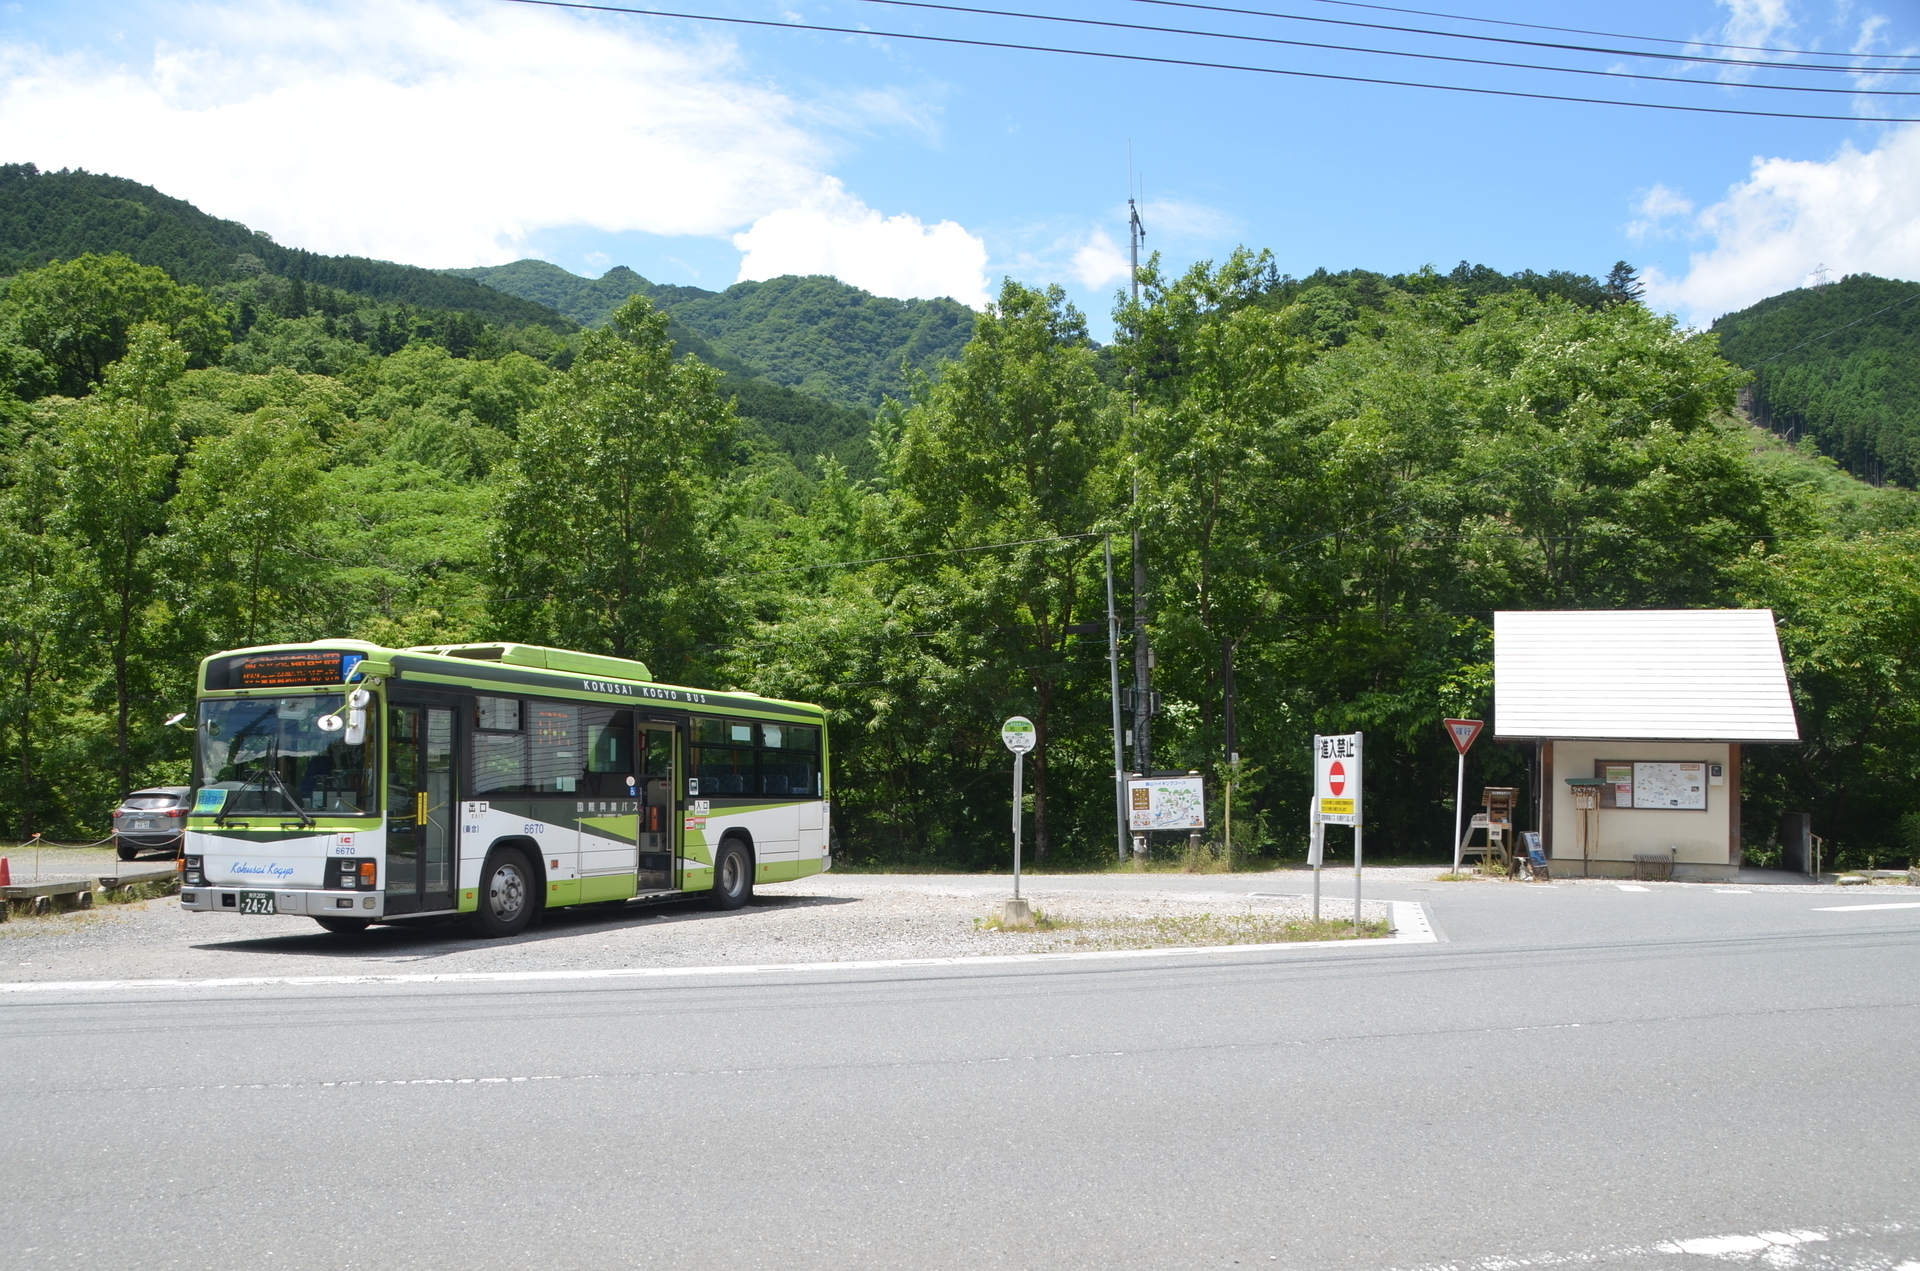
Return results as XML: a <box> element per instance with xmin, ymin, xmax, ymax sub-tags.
<box><xmin>183</xmin><ymin>855</ymin><xmax>203</xmax><ymax>884</ymax></box>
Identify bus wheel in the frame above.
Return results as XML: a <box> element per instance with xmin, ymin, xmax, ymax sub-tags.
<box><xmin>473</xmin><ymin>848</ymin><xmax>535</xmax><ymax>937</ymax></box>
<box><xmin>707</xmin><ymin>838</ymin><xmax>753</xmax><ymax>910</ymax></box>
<box><xmin>313</xmin><ymin>917</ymin><xmax>371</xmax><ymax>934</ymax></box>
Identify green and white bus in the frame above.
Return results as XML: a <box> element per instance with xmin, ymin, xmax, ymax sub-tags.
<box><xmin>179</xmin><ymin>641</ymin><xmax>830</xmax><ymax>936</ymax></box>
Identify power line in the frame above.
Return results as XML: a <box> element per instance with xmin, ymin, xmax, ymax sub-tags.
<box><xmin>723</xmin><ymin>531</ymin><xmax>1105</xmax><ymax>579</ymax></box>
<box><xmin>1123</xmin><ymin>0</ymin><xmax>1920</xmax><ymax>75</ymax></box>
<box><xmin>501</xmin><ymin>0</ymin><xmax>1920</xmax><ymax>122</ymax></box>
<box><xmin>1293</xmin><ymin>0</ymin><xmax>1920</xmax><ymax>63</ymax></box>
<box><xmin>845</xmin><ymin>0</ymin><xmax>1920</xmax><ymax>97</ymax></box>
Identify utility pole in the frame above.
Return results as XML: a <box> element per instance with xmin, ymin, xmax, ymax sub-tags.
<box><xmin>1128</xmin><ymin>179</ymin><xmax>1152</xmax><ymax>781</ymax></box>
<box><xmin>1126</xmin><ymin>168</ymin><xmax>1153</xmax><ymax>863</ymax></box>
<box><xmin>1106</xmin><ymin>537</ymin><xmax>1127</xmax><ymax>862</ymax></box>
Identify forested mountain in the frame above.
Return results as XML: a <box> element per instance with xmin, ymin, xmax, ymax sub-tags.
<box><xmin>0</xmin><ymin>164</ymin><xmax>879</xmax><ymax>475</ymax></box>
<box><xmin>449</xmin><ymin>259</ymin><xmax>717</xmax><ymax>326</ymax></box>
<box><xmin>461</xmin><ymin>261</ymin><xmax>976</xmax><ymax>408</ymax></box>
<box><xmin>1715</xmin><ymin>273</ymin><xmax>1920</xmax><ymax>487</ymax></box>
<box><xmin>0</xmin><ymin>165</ymin><xmax>570</xmax><ymax>331</ymax></box>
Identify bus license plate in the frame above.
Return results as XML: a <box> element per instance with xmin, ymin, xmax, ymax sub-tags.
<box><xmin>239</xmin><ymin>891</ymin><xmax>276</xmax><ymax>915</ymax></box>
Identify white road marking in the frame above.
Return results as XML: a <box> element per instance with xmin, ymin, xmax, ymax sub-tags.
<box><xmin>1661</xmin><ymin>1228</ymin><xmax>1826</xmax><ymax>1255</ymax></box>
<box><xmin>1616</xmin><ymin>884</ymin><xmax>1651</xmax><ymax>892</ymax></box>
<box><xmin>1715</xmin><ymin>889</ymin><xmax>1752</xmax><ymax>894</ymax></box>
<box><xmin>0</xmin><ymin>900</ymin><xmax>1437</xmax><ymax>996</ymax></box>
<box><xmin>1814</xmin><ymin>901</ymin><xmax>1920</xmax><ymax>912</ymax></box>
<box><xmin>1389</xmin><ymin>1222</ymin><xmax>1920</xmax><ymax>1270</ymax></box>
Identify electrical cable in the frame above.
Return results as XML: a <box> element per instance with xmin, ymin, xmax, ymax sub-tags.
<box><xmin>1122</xmin><ymin>0</ymin><xmax>1920</xmax><ymax>75</ymax></box>
<box><xmin>500</xmin><ymin>0</ymin><xmax>1920</xmax><ymax>121</ymax></box>
<box><xmin>844</xmin><ymin>0</ymin><xmax>1920</xmax><ymax>97</ymax></box>
<box><xmin>1293</xmin><ymin>0</ymin><xmax>1920</xmax><ymax>63</ymax></box>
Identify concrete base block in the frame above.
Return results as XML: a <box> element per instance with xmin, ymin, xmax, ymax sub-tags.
<box><xmin>1000</xmin><ymin>898</ymin><xmax>1034</xmax><ymax>928</ymax></box>
<box><xmin>1547</xmin><ymin>858</ymin><xmax>1737</xmax><ymax>882</ymax></box>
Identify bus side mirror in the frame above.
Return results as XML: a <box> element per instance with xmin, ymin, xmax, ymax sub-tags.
<box><xmin>343</xmin><ymin>689</ymin><xmax>371</xmax><ymax>745</ymax></box>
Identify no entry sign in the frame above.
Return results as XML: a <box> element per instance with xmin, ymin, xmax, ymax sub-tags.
<box><xmin>1313</xmin><ymin>733</ymin><xmax>1363</xmax><ymax>825</ymax></box>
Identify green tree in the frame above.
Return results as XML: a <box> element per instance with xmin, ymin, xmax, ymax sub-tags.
<box><xmin>492</xmin><ymin>295</ymin><xmax>736</xmax><ymax>675</ymax></box>
<box><xmin>1737</xmin><ymin>531</ymin><xmax>1920</xmax><ymax>863</ymax></box>
<box><xmin>168</xmin><ymin>412</ymin><xmax>328</xmax><ymax>647</ymax></box>
<box><xmin>3</xmin><ymin>253</ymin><xmax>229</xmax><ymax>397</ymax></box>
<box><xmin>883</xmin><ymin>280</ymin><xmax>1117</xmax><ymax>862</ymax></box>
<box><xmin>58</xmin><ymin>323</ymin><xmax>186</xmax><ymax>797</ymax></box>
<box><xmin>0</xmin><ymin>429</ymin><xmax>74</xmax><ymax>834</ymax></box>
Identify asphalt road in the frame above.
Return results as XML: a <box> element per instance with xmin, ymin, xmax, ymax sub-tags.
<box><xmin>3</xmin><ymin>877</ymin><xmax>1917</xmax><ymax>1270</ymax></box>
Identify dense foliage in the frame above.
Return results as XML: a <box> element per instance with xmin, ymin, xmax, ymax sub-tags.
<box><xmin>1716</xmin><ymin>273</ymin><xmax>1920</xmax><ymax>487</ymax></box>
<box><xmin>0</xmin><ymin>229</ymin><xmax>1915</xmax><ymax>870</ymax></box>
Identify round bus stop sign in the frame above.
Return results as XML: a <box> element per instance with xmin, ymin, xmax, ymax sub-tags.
<box><xmin>1001</xmin><ymin>716</ymin><xmax>1036</xmax><ymax>754</ymax></box>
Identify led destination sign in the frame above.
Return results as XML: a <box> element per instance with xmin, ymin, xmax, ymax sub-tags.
<box><xmin>206</xmin><ymin>650</ymin><xmax>366</xmax><ymax>690</ymax></box>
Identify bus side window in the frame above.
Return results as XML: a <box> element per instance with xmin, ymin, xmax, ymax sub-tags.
<box><xmin>580</xmin><ymin>707</ymin><xmax>635</xmax><ymax>798</ymax></box>
<box><xmin>760</xmin><ymin>723</ymin><xmax>819</xmax><ymax>797</ymax></box>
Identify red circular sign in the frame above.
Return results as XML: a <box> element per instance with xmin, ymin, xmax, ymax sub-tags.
<box><xmin>1328</xmin><ymin>761</ymin><xmax>1346</xmax><ymax>795</ymax></box>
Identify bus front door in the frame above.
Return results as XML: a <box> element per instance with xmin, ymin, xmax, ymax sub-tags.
<box><xmin>385</xmin><ymin>703</ymin><xmax>455</xmax><ymax>915</ymax></box>
<box><xmin>637</xmin><ymin>725</ymin><xmax>679</xmax><ymax>891</ymax></box>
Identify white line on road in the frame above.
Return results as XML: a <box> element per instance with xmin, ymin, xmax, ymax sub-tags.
<box><xmin>1813</xmin><ymin>901</ymin><xmax>1920</xmax><ymax>912</ymax></box>
<box><xmin>1616</xmin><ymin>884</ymin><xmax>1651</xmax><ymax>892</ymax></box>
<box><xmin>0</xmin><ymin>900</ymin><xmax>1437</xmax><ymax>996</ymax></box>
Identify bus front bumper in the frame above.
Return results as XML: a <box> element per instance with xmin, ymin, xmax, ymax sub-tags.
<box><xmin>179</xmin><ymin>889</ymin><xmax>385</xmax><ymax>918</ymax></box>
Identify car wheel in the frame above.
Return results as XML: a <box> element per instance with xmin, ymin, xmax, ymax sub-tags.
<box><xmin>116</xmin><ymin>843</ymin><xmax>139</xmax><ymax>862</ymax></box>
<box><xmin>706</xmin><ymin>837</ymin><xmax>753</xmax><ymax>910</ymax></box>
<box><xmin>472</xmin><ymin>847</ymin><xmax>536</xmax><ymax>937</ymax></box>
<box><xmin>313</xmin><ymin>917</ymin><xmax>371</xmax><ymax>934</ymax></box>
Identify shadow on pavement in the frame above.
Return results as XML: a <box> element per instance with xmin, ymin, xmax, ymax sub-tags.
<box><xmin>188</xmin><ymin>891</ymin><xmax>860</xmax><ymax>961</ymax></box>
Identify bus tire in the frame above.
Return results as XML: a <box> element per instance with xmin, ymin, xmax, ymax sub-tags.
<box><xmin>707</xmin><ymin>838</ymin><xmax>753</xmax><ymax>910</ymax></box>
<box><xmin>473</xmin><ymin>847</ymin><xmax>536</xmax><ymax>938</ymax></box>
<box><xmin>313</xmin><ymin>917</ymin><xmax>371</xmax><ymax>934</ymax></box>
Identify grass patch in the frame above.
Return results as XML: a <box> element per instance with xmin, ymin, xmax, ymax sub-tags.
<box><xmin>976</xmin><ymin>910</ymin><xmax>1392</xmax><ymax>949</ymax></box>
<box><xmin>1434</xmin><ymin>870</ymin><xmax>1476</xmax><ymax>882</ymax></box>
<box><xmin>975</xmin><ymin>907</ymin><xmax>1071</xmax><ymax>931</ymax></box>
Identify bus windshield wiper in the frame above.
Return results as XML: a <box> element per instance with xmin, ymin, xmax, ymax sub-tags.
<box><xmin>263</xmin><ymin>764</ymin><xmax>314</xmax><ymax>827</ymax></box>
<box><xmin>215</xmin><ymin>763</ymin><xmax>265</xmax><ymax>827</ymax></box>
<box><xmin>258</xmin><ymin>737</ymin><xmax>314</xmax><ymax>826</ymax></box>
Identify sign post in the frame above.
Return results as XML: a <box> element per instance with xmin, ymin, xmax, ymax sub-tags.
<box><xmin>1315</xmin><ymin>733</ymin><xmax>1363</xmax><ymax>930</ymax></box>
<box><xmin>1001</xmin><ymin>717</ymin><xmax>1037</xmax><ymax>926</ymax></box>
<box><xmin>1443</xmin><ymin>719</ymin><xmax>1485</xmax><ymax>873</ymax></box>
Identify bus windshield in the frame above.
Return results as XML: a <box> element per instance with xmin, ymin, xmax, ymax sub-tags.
<box><xmin>196</xmin><ymin>695</ymin><xmax>375</xmax><ymax>816</ymax></box>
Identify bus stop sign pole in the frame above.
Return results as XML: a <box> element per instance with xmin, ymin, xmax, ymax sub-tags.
<box><xmin>1001</xmin><ymin>717</ymin><xmax>1037</xmax><ymax>926</ymax></box>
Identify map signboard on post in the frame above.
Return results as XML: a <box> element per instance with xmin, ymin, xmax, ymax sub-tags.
<box><xmin>1313</xmin><ymin>733</ymin><xmax>1363</xmax><ymax>826</ymax></box>
<box><xmin>1127</xmin><ymin>775</ymin><xmax>1206</xmax><ymax>831</ymax></box>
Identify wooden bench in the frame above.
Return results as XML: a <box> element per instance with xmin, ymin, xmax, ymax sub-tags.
<box><xmin>2</xmin><ymin>874</ymin><xmax>97</xmax><ymax>917</ymax></box>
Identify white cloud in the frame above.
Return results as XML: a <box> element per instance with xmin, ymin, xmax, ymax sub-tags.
<box><xmin>1138</xmin><ymin>198</ymin><xmax>1240</xmax><ymax>241</ymax></box>
<box><xmin>1713</xmin><ymin>0</ymin><xmax>1795</xmax><ymax>51</ymax></box>
<box><xmin>0</xmin><ymin>0</ymin><xmax>980</xmax><ymax>293</ymax></box>
<box><xmin>1626</xmin><ymin>184</ymin><xmax>1696</xmax><ymax>241</ymax></box>
<box><xmin>1640</xmin><ymin>124</ymin><xmax>1920</xmax><ymax>325</ymax></box>
<box><xmin>1071</xmin><ymin>228</ymin><xmax>1132</xmax><ymax>288</ymax></box>
<box><xmin>733</xmin><ymin>179</ymin><xmax>989</xmax><ymax>305</ymax></box>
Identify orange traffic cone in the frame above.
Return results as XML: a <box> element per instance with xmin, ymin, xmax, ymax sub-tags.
<box><xmin>0</xmin><ymin>856</ymin><xmax>10</xmax><ymax>886</ymax></box>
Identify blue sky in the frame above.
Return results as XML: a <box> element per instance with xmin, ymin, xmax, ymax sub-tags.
<box><xmin>3</xmin><ymin>0</ymin><xmax>1917</xmax><ymax>331</ymax></box>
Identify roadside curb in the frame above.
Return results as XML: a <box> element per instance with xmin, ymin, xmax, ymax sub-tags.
<box><xmin>0</xmin><ymin>900</ymin><xmax>1438</xmax><ymax>996</ymax></box>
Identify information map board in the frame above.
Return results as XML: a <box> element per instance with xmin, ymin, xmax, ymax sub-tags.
<box><xmin>1128</xmin><ymin>776</ymin><xmax>1206</xmax><ymax>831</ymax></box>
<box><xmin>1596</xmin><ymin>760</ymin><xmax>1708</xmax><ymax>811</ymax></box>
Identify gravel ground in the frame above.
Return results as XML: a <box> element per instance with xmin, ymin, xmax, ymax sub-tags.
<box><xmin>0</xmin><ymin>853</ymin><xmax>1395</xmax><ymax>984</ymax></box>
<box><xmin>6</xmin><ymin>847</ymin><xmax>1906</xmax><ymax>986</ymax></box>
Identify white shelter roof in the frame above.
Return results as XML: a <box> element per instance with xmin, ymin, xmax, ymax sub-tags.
<box><xmin>1493</xmin><ymin>609</ymin><xmax>1799</xmax><ymax>742</ymax></box>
